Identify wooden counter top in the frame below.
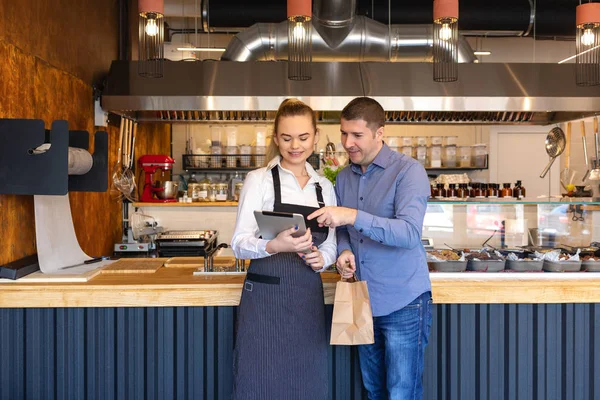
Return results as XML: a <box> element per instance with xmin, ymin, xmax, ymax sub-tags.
<box><xmin>2</xmin><ymin>258</ymin><xmax>600</xmax><ymax>307</ymax></box>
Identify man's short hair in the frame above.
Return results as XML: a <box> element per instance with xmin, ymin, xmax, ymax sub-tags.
<box><xmin>340</xmin><ymin>97</ymin><xmax>385</xmax><ymax>134</ymax></box>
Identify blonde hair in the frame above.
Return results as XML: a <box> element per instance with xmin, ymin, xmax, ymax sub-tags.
<box><xmin>264</xmin><ymin>98</ymin><xmax>317</xmax><ymax>166</ymax></box>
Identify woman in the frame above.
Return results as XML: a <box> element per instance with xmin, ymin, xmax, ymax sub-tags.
<box><xmin>231</xmin><ymin>99</ymin><xmax>336</xmax><ymax>400</ymax></box>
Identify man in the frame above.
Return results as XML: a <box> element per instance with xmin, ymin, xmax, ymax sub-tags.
<box><xmin>308</xmin><ymin>97</ymin><xmax>432</xmax><ymax>400</ymax></box>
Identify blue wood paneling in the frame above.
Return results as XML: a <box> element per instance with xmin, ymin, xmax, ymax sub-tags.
<box><xmin>1</xmin><ymin>304</ymin><xmax>599</xmax><ymax>400</ymax></box>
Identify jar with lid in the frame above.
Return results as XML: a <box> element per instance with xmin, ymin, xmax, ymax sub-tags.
<box><xmin>446</xmin><ymin>184</ymin><xmax>458</xmax><ymax>198</ymax></box>
<box><xmin>436</xmin><ymin>183</ymin><xmax>446</xmax><ymax>198</ymax></box>
<box><xmin>188</xmin><ymin>183</ymin><xmax>200</xmax><ymax>202</ymax></box>
<box><xmin>472</xmin><ymin>144</ymin><xmax>488</xmax><ymax>168</ymax></box>
<box><xmin>459</xmin><ymin>146</ymin><xmax>472</xmax><ymax>167</ymax></box>
<box><xmin>214</xmin><ymin>183</ymin><xmax>229</xmax><ymax>201</ymax></box>
<box><xmin>488</xmin><ymin>183</ymin><xmax>498</xmax><ymax>198</ymax></box>
<box><xmin>500</xmin><ymin>183</ymin><xmax>512</xmax><ymax>198</ymax></box>
<box><xmin>443</xmin><ymin>145</ymin><xmax>457</xmax><ymax>168</ymax></box>
<box><xmin>416</xmin><ymin>146</ymin><xmax>427</xmax><ymax>166</ymax></box>
<box><xmin>429</xmin><ymin>145</ymin><xmax>442</xmax><ymax>168</ymax></box>
<box><xmin>233</xmin><ymin>182</ymin><xmax>244</xmax><ymax>202</ymax></box>
<box><xmin>197</xmin><ymin>183</ymin><xmax>210</xmax><ymax>202</ymax></box>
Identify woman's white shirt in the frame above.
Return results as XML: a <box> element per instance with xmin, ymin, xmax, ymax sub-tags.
<box><xmin>231</xmin><ymin>156</ymin><xmax>337</xmax><ymax>271</ymax></box>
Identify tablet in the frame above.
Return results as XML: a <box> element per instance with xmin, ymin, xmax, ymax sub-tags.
<box><xmin>254</xmin><ymin>210</ymin><xmax>307</xmax><ymax>240</ymax></box>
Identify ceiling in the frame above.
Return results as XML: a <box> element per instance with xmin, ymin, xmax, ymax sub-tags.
<box><xmin>163</xmin><ymin>0</ymin><xmax>582</xmax><ymax>39</ymax></box>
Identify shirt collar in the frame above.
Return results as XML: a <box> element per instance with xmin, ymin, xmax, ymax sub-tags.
<box><xmin>350</xmin><ymin>142</ymin><xmax>392</xmax><ymax>174</ymax></box>
<box><xmin>266</xmin><ymin>155</ymin><xmax>320</xmax><ymax>179</ymax></box>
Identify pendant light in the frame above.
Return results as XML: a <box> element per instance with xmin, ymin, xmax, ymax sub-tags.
<box><xmin>287</xmin><ymin>0</ymin><xmax>312</xmax><ymax>81</ymax></box>
<box><xmin>576</xmin><ymin>2</ymin><xmax>600</xmax><ymax>86</ymax></box>
<box><xmin>433</xmin><ymin>0</ymin><xmax>459</xmax><ymax>82</ymax></box>
<box><xmin>138</xmin><ymin>0</ymin><xmax>165</xmax><ymax>78</ymax></box>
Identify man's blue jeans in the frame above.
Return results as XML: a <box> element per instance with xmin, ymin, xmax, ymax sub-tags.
<box><xmin>358</xmin><ymin>291</ymin><xmax>433</xmax><ymax>400</ymax></box>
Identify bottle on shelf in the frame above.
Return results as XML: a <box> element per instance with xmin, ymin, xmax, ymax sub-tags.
<box><xmin>514</xmin><ymin>180</ymin><xmax>526</xmax><ymax>199</ymax></box>
<box><xmin>229</xmin><ymin>172</ymin><xmax>243</xmax><ymax>201</ymax></box>
<box><xmin>436</xmin><ymin>183</ymin><xmax>446</xmax><ymax>198</ymax></box>
<box><xmin>500</xmin><ymin>183</ymin><xmax>512</xmax><ymax>199</ymax></box>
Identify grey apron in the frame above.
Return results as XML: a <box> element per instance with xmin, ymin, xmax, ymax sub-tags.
<box><xmin>232</xmin><ymin>167</ymin><xmax>329</xmax><ymax>400</ymax></box>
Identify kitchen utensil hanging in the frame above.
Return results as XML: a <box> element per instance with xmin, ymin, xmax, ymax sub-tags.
<box><xmin>560</xmin><ymin>122</ymin><xmax>572</xmax><ymax>191</ymax></box>
<box><xmin>111</xmin><ymin>117</ymin><xmax>138</xmax><ymax>202</ymax></box>
<box><xmin>539</xmin><ymin>127</ymin><xmax>566</xmax><ymax>179</ymax></box>
<box><xmin>582</xmin><ymin>121</ymin><xmax>591</xmax><ymax>181</ymax></box>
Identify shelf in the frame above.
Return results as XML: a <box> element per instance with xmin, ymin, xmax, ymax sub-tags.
<box><xmin>428</xmin><ymin>198</ymin><xmax>600</xmax><ymax>205</ymax></box>
<box><xmin>426</xmin><ymin>167</ymin><xmax>487</xmax><ymax>172</ymax></box>
<box><xmin>132</xmin><ymin>201</ymin><xmax>238</xmax><ymax>207</ymax></box>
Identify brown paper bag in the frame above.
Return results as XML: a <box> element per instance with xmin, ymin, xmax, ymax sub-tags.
<box><xmin>330</xmin><ymin>277</ymin><xmax>375</xmax><ymax>345</ymax></box>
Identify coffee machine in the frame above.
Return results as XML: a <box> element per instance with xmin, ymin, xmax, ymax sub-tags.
<box><xmin>139</xmin><ymin>155</ymin><xmax>177</xmax><ymax>202</ymax></box>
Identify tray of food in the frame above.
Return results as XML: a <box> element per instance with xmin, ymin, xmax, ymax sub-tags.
<box><xmin>581</xmin><ymin>255</ymin><xmax>600</xmax><ymax>272</ymax></box>
<box><xmin>426</xmin><ymin>250</ymin><xmax>467</xmax><ymax>272</ymax></box>
<box><xmin>505</xmin><ymin>259</ymin><xmax>544</xmax><ymax>272</ymax></box>
<box><xmin>542</xmin><ymin>260</ymin><xmax>582</xmax><ymax>272</ymax></box>
<box><xmin>464</xmin><ymin>250</ymin><xmax>506</xmax><ymax>272</ymax></box>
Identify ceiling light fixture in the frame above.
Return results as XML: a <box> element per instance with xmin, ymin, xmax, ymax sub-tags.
<box><xmin>474</xmin><ymin>51</ymin><xmax>492</xmax><ymax>56</ymax></box>
<box><xmin>138</xmin><ymin>0</ymin><xmax>165</xmax><ymax>78</ymax></box>
<box><xmin>177</xmin><ymin>47</ymin><xmax>227</xmax><ymax>52</ymax></box>
<box><xmin>576</xmin><ymin>2</ymin><xmax>600</xmax><ymax>86</ymax></box>
<box><xmin>287</xmin><ymin>0</ymin><xmax>312</xmax><ymax>81</ymax></box>
<box><xmin>433</xmin><ymin>0</ymin><xmax>459</xmax><ymax>82</ymax></box>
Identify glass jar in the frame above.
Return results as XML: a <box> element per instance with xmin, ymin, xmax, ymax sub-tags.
<box><xmin>214</xmin><ymin>183</ymin><xmax>229</xmax><ymax>201</ymax></box>
<box><xmin>446</xmin><ymin>184</ymin><xmax>458</xmax><ymax>198</ymax></box>
<box><xmin>500</xmin><ymin>183</ymin><xmax>512</xmax><ymax>198</ymax></box>
<box><xmin>514</xmin><ymin>180</ymin><xmax>526</xmax><ymax>199</ymax></box>
<box><xmin>208</xmin><ymin>183</ymin><xmax>217</xmax><ymax>202</ymax></box>
<box><xmin>459</xmin><ymin>146</ymin><xmax>472</xmax><ymax>167</ymax></box>
<box><xmin>480</xmin><ymin>183</ymin><xmax>488</xmax><ymax>198</ymax></box>
<box><xmin>443</xmin><ymin>145</ymin><xmax>457</xmax><ymax>168</ymax></box>
<box><xmin>197</xmin><ymin>183</ymin><xmax>210</xmax><ymax>202</ymax></box>
<box><xmin>436</xmin><ymin>183</ymin><xmax>446</xmax><ymax>198</ymax></box>
<box><xmin>416</xmin><ymin>146</ymin><xmax>427</xmax><ymax>166</ymax></box>
<box><xmin>457</xmin><ymin>183</ymin><xmax>468</xmax><ymax>199</ymax></box>
<box><xmin>188</xmin><ymin>183</ymin><xmax>200</xmax><ymax>202</ymax></box>
<box><xmin>472</xmin><ymin>144</ymin><xmax>488</xmax><ymax>168</ymax></box>
<box><xmin>431</xmin><ymin>184</ymin><xmax>438</xmax><ymax>198</ymax></box>
<box><xmin>429</xmin><ymin>145</ymin><xmax>442</xmax><ymax>168</ymax></box>
<box><xmin>233</xmin><ymin>182</ymin><xmax>244</xmax><ymax>201</ymax></box>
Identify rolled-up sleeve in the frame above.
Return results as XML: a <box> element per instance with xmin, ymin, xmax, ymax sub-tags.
<box><xmin>353</xmin><ymin>164</ymin><xmax>430</xmax><ymax>249</ymax></box>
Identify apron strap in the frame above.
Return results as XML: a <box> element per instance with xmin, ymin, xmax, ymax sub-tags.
<box><xmin>314</xmin><ymin>182</ymin><xmax>325</xmax><ymax>208</ymax></box>
<box><xmin>271</xmin><ymin>167</ymin><xmax>283</xmax><ymax>208</ymax></box>
<box><xmin>272</xmin><ymin>166</ymin><xmax>325</xmax><ymax>208</ymax></box>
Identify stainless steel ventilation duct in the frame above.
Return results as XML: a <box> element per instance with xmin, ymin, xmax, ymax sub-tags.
<box><xmin>101</xmin><ymin>61</ymin><xmax>600</xmax><ymax>125</ymax></box>
<box><xmin>221</xmin><ymin>0</ymin><xmax>476</xmax><ymax>63</ymax></box>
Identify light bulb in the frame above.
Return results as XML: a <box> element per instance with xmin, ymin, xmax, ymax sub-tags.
<box><xmin>439</xmin><ymin>23</ymin><xmax>452</xmax><ymax>41</ymax></box>
<box><xmin>582</xmin><ymin>28</ymin><xmax>595</xmax><ymax>46</ymax></box>
<box><xmin>145</xmin><ymin>18</ymin><xmax>158</xmax><ymax>37</ymax></box>
<box><xmin>292</xmin><ymin>22</ymin><xmax>305</xmax><ymax>40</ymax></box>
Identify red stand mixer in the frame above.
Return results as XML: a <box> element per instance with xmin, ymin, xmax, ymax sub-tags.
<box><xmin>139</xmin><ymin>155</ymin><xmax>177</xmax><ymax>203</ymax></box>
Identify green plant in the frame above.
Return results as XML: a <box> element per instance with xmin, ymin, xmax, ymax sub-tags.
<box><xmin>323</xmin><ymin>166</ymin><xmax>343</xmax><ymax>185</ymax></box>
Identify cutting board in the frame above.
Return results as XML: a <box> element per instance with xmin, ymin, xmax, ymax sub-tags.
<box><xmin>101</xmin><ymin>259</ymin><xmax>164</xmax><ymax>274</ymax></box>
<box><xmin>0</xmin><ymin>266</ymin><xmax>104</xmax><ymax>283</ymax></box>
<box><xmin>163</xmin><ymin>256</ymin><xmax>234</xmax><ymax>269</ymax></box>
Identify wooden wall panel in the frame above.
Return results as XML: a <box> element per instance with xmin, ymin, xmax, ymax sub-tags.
<box><xmin>0</xmin><ymin>0</ymin><xmax>119</xmax><ymax>85</ymax></box>
<box><xmin>0</xmin><ymin>1</ymin><xmax>172</xmax><ymax>265</ymax></box>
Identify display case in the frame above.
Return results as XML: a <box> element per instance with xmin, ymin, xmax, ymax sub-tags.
<box><xmin>424</xmin><ymin>199</ymin><xmax>600</xmax><ymax>272</ymax></box>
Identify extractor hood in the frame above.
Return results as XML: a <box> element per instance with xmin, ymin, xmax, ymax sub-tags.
<box><xmin>102</xmin><ymin>61</ymin><xmax>600</xmax><ymax>124</ymax></box>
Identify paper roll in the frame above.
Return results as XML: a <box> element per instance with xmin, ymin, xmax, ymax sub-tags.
<box><xmin>32</xmin><ymin>143</ymin><xmax>93</xmax><ymax>175</ymax></box>
<box><xmin>34</xmin><ymin>194</ymin><xmax>115</xmax><ymax>273</ymax></box>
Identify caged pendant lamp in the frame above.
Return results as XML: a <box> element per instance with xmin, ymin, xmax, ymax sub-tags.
<box><xmin>576</xmin><ymin>2</ymin><xmax>600</xmax><ymax>86</ymax></box>
<box><xmin>138</xmin><ymin>0</ymin><xmax>165</xmax><ymax>78</ymax></box>
<box><xmin>433</xmin><ymin>0</ymin><xmax>459</xmax><ymax>82</ymax></box>
<box><xmin>287</xmin><ymin>0</ymin><xmax>313</xmax><ymax>81</ymax></box>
